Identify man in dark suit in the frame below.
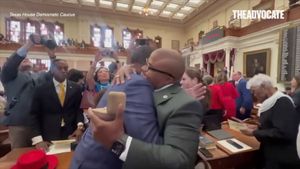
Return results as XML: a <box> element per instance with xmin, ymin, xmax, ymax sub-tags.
<box><xmin>0</xmin><ymin>34</ymin><xmax>55</xmax><ymax>148</ymax></box>
<box><xmin>71</xmin><ymin>45</ymin><xmax>161</xmax><ymax>169</ymax></box>
<box><xmin>232</xmin><ymin>71</ymin><xmax>253</xmax><ymax>120</ymax></box>
<box><xmin>86</xmin><ymin>48</ymin><xmax>203</xmax><ymax>169</ymax></box>
<box><xmin>31</xmin><ymin>59</ymin><xmax>84</xmax><ymax>150</ymax></box>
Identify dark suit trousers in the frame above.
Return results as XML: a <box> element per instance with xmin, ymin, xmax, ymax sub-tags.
<box><xmin>8</xmin><ymin>126</ymin><xmax>34</xmax><ymax>148</ymax></box>
<box><xmin>236</xmin><ymin>109</ymin><xmax>251</xmax><ymax>120</ymax></box>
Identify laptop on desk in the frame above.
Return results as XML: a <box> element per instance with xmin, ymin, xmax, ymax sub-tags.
<box><xmin>202</xmin><ymin>109</ymin><xmax>223</xmax><ymax>131</ymax></box>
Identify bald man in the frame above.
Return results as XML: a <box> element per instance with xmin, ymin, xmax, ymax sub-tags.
<box><xmin>86</xmin><ymin>48</ymin><xmax>203</xmax><ymax>169</ymax></box>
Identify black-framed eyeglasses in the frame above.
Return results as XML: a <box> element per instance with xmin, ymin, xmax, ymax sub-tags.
<box><xmin>146</xmin><ymin>60</ymin><xmax>175</xmax><ymax>79</ymax></box>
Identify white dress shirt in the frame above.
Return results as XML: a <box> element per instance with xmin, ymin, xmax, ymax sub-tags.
<box><xmin>53</xmin><ymin>78</ymin><xmax>67</xmax><ymax>95</ymax></box>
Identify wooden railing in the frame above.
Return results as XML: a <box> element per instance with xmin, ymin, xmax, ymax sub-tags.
<box><xmin>182</xmin><ymin>5</ymin><xmax>300</xmax><ymax>50</ymax></box>
<box><xmin>225</xmin><ymin>5</ymin><xmax>300</xmax><ymax>37</ymax></box>
<box><xmin>0</xmin><ymin>42</ymin><xmax>130</xmax><ymax>57</ymax></box>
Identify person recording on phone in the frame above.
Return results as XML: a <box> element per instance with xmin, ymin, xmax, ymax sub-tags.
<box><xmin>0</xmin><ymin>33</ymin><xmax>56</xmax><ymax>149</ymax></box>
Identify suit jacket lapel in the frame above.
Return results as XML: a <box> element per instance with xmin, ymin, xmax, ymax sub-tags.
<box><xmin>154</xmin><ymin>85</ymin><xmax>181</xmax><ymax>129</ymax></box>
<box><xmin>49</xmin><ymin>81</ymin><xmax>62</xmax><ymax>108</ymax></box>
<box><xmin>64</xmin><ymin>80</ymin><xmax>73</xmax><ymax>107</ymax></box>
<box><xmin>154</xmin><ymin>85</ymin><xmax>180</xmax><ymax>105</ymax></box>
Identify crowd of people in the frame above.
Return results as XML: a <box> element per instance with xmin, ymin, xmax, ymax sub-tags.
<box><xmin>0</xmin><ymin>33</ymin><xmax>300</xmax><ymax>169</ymax></box>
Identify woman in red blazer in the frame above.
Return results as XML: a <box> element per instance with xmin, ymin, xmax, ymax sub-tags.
<box><xmin>215</xmin><ymin>72</ymin><xmax>239</xmax><ymax>120</ymax></box>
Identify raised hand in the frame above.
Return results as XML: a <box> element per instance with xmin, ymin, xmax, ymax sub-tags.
<box><xmin>112</xmin><ymin>65</ymin><xmax>135</xmax><ymax>85</ymax></box>
<box><xmin>184</xmin><ymin>83</ymin><xmax>207</xmax><ymax>100</ymax></box>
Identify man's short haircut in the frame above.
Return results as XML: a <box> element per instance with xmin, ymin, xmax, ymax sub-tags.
<box><xmin>68</xmin><ymin>69</ymin><xmax>84</xmax><ymax>82</ymax></box>
<box><xmin>131</xmin><ymin>45</ymin><xmax>154</xmax><ymax>65</ymax></box>
<box><xmin>51</xmin><ymin>58</ymin><xmax>67</xmax><ymax>69</ymax></box>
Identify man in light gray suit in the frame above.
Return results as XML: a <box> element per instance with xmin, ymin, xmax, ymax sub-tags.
<box><xmin>0</xmin><ymin>34</ymin><xmax>55</xmax><ymax>148</ymax></box>
<box><xmin>87</xmin><ymin>48</ymin><xmax>203</xmax><ymax>169</ymax></box>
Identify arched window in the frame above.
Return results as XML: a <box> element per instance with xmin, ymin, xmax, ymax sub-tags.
<box><xmin>122</xmin><ymin>28</ymin><xmax>143</xmax><ymax>49</ymax></box>
<box><xmin>25</xmin><ymin>22</ymin><xmax>36</xmax><ymax>41</ymax></box>
<box><xmin>54</xmin><ymin>23</ymin><xmax>64</xmax><ymax>46</ymax></box>
<box><xmin>6</xmin><ymin>18</ymin><xmax>63</xmax><ymax>45</ymax></box>
<box><xmin>40</xmin><ymin>23</ymin><xmax>48</xmax><ymax>36</ymax></box>
<box><xmin>6</xmin><ymin>18</ymin><xmax>21</xmax><ymax>43</ymax></box>
<box><xmin>122</xmin><ymin>28</ymin><xmax>132</xmax><ymax>49</ymax></box>
<box><xmin>103</xmin><ymin>26</ymin><xmax>113</xmax><ymax>48</ymax></box>
<box><xmin>91</xmin><ymin>25</ymin><xmax>101</xmax><ymax>48</ymax></box>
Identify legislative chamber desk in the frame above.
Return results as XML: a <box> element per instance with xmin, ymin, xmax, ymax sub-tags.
<box><xmin>0</xmin><ymin>148</ymin><xmax>73</xmax><ymax>169</ymax></box>
<box><xmin>198</xmin><ymin>125</ymin><xmax>260</xmax><ymax>169</ymax></box>
<box><xmin>0</xmin><ymin>125</ymin><xmax>259</xmax><ymax>169</ymax></box>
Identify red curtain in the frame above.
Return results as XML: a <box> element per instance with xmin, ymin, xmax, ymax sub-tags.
<box><xmin>202</xmin><ymin>50</ymin><xmax>225</xmax><ymax>64</ymax></box>
<box><xmin>203</xmin><ymin>54</ymin><xmax>210</xmax><ymax>64</ymax></box>
<box><xmin>217</xmin><ymin>50</ymin><xmax>225</xmax><ymax>62</ymax></box>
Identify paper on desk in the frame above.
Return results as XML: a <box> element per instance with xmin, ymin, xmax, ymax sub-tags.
<box><xmin>228</xmin><ymin>119</ymin><xmax>247</xmax><ymax>132</ymax></box>
<box><xmin>46</xmin><ymin>139</ymin><xmax>75</xmax><ymax>155</ymax></box>
<box><xmin>217</xmin><ymin>138</ymin><xmax>251</xmax><ymax>153</ymax></box>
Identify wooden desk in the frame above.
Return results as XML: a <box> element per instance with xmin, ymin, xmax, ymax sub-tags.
<box><xmin>0</xmin><ymin>148</ymin><xmax>73</xmax><ymax>169</ymax></box>
<box><xmin>198</xmin><ymin>125</ymin><xmax>260</xmax><ymax>169</ymax></box>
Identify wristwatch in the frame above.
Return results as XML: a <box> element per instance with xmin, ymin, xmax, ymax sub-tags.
<box><xmin>111</xmin><ymin>134</ymin><xmax>128</xmax><ymax>157</ymax></box>
<box><xmin>77</xmin><ymin>122</ymin><xmax>85</xmax><ymax>131</ymax></box>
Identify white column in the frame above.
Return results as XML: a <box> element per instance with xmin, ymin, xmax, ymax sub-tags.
<box><xmin>199</xmin><ymin>51</ymin><xmax>203</xmax><ymax>68</ymax></box>
<box><xmin>225</xmin><ymin>48</ymin><xmax>231</xmax><ymax>68</ymax></box>
<box><xmin>225</xmin><ymin>48</ymin><xmax>231</xmax><ymax>78</ymax></box>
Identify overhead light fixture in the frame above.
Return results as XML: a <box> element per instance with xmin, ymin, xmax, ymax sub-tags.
<box><xmin>181</xmin><ymin>6</ymin><xmax>193</xmax><ymax>11</ymax></box>
<box><xmin>100</xmin><ymin>0</ymin><xmax>112</xmax><ymax>6</ymax></box>
<box><xmin>166</xmin><ymin>3</ymin><xmax>178</xmax><ymax>9</ymax></box>
<box><xmin>139</xmin><ymin>7</ymin><xmax>154</xmax><ymax>16</ymax></box>
<box><xmin>151</xmin><ymin>0</ymin><xmax>164</xmax><ymax>6</ymax></box>
<box><xmin>82</xmin><ymin>0</ymin><xmax>95</xmax><ymax>3</ymax></box>
<box><xmin>117</xmin><ymin>3</ymin><xmax>129</xmax><ymax>8</ymax></box>
<box><xmin>162</xmin><ymin>11</ymin><xmax>171</xmax><ymax>15</ymax></box>
<box><xmin>135</xmin><ymin>0</ymin><xmax>148</xmax><ymax>4</ymax></box>
<box><xmin>132</xmin><ymin>6</ymin><xmax>143</xmax><ymax>10</ymax></box>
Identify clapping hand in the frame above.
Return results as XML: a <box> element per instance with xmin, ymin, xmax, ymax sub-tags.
<box><xmin>112</xmin><ymin>65</ymin><xmax>135</xmax><ymax>85</ymax></box>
